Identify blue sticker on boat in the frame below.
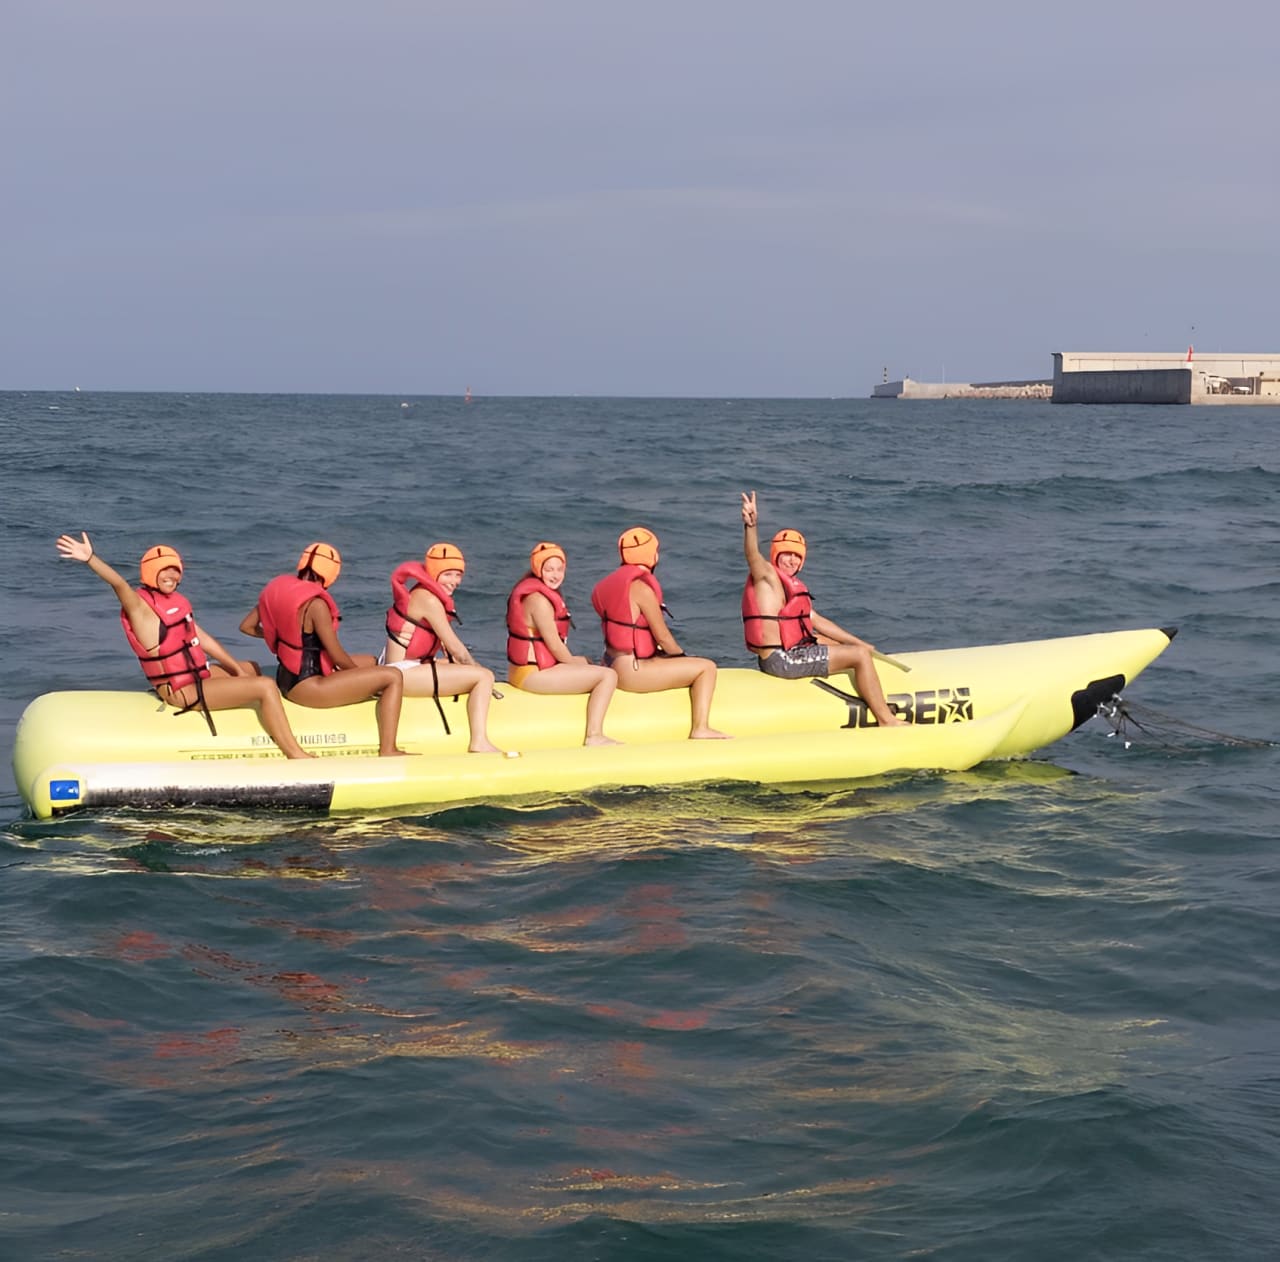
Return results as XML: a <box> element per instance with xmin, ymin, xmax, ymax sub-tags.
<box><xmin>50</xmin><ymin>780</ymin><xmax>81</xmax><ymax>801</ymax></box>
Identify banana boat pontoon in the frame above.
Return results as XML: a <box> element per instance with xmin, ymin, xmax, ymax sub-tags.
<box><xmin>12</xmin><ymin>628</ymin><xmax>1176</xmax><ymax>819</ymax></box>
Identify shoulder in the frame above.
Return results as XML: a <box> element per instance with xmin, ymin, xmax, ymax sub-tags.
<box><xmin>409</xmin><ymin>585</ymin><xmax>444</xmax><ymax>610</ymax></box>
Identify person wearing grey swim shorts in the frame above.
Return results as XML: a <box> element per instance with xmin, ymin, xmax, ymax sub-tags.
<box><xmin>758</xmin><ymin>641</ymin><xmax>830</xmax><ymax>679</ymax></box>
<box><xmin>741</xmin><ymin>492</ymin><xmax>907</xmax><ymax>726</ymax></box>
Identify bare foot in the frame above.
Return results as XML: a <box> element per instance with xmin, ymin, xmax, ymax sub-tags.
<box><xmin>379</xmin><ymin>747</ymin><xmax>412</xmax><ymax>757</ymax></box>
<box><xmin>690</xmin><ymin>727</ymin><xmax>731</xmax><ymax>740</ymax></box>
<box><xmin>286</xmin><ymin>749</ymin><xmax>317</xmax><ymax>760</ymax></box>
<box><xmin>468</xmin><ymin>741</ymin><xmax>504</xmax><ymax>754</ymax></box>
<box><xmin>584</xmin><ymin>734</ymin><xmax>622</xmax><ymax>747</ymax></box>
<box><xmin>877</xmin><ymin>716</ymin><xmax>909</xmax><ymax>728</ymax></box>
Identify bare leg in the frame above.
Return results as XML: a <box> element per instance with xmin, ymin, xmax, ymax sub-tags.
<box><xmin>374</xmin><ymin>676</ymin><xmax>407</xmax><ymax>756</ymax></box>
<box><xmin>207</xmin><ymin>659</ymin><xmax>263</xmax><ymax>679</ymax></box>
<box><xmin>464</xmin><ymin>686</ymin><xmax>500</xmax><ymax>753</ymax></box>
<box><xmin>168</xmin><ymin>675</ymin><xmax>313</xmax><ymax>759</ymax></box>
<box><xmin>608</xmin><ymin>654</ymin><xmax>729</xmax><ymax>739</ymax></box>
<box><xmin>401</xmin><ymin>661</ymin><xmax>501</xmax><ymax>753</ymax></box>
<box><xmin>517</xmin><ymin>663</ymin><xmax>621</xmax><ymax>745</ymax></box>
<box><xmin>827</xmin><ymin>645</ymin><xmax>907</xmax><ymax>726</ymax></box>
<box><xmin>581</xmin><ymin>669</ymin><xmax>620</xmax><ymax>746</ymax></box>
<box><xmin>288</xmin><ymin>667</ymin><xmax>408</xmax><ymax>756</ymax></box>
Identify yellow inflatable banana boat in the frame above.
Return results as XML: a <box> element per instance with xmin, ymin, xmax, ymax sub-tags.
<box><xmin>12</xmin><ymin>628</ymin><xmax>1175</xmax><ymax>819</ymax></box>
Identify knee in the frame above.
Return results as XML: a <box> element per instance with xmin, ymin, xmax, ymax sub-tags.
<box><xmin>836</xmin><ymin>644</ymin><xmax>871</xmax><ymax>671</ymax></box>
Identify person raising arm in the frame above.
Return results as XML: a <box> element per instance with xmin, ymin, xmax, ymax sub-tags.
<box><xmin>56</xmin><ymin>531</ymin><xmax>313</xmax><ymax>758</ymax></box>
<box><xmin>741</xmin><ymin>492</ymin><xmax>906</xmax><ymax>727</ymax></box>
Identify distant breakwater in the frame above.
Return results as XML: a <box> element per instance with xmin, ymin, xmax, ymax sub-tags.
<box><xmin>872</xmin><ymin>377</ymin><xmax>1053</xmax><ymax>400</ymax></box>
<box><xmin>937</xmin><ymin>383</ymin><xmax>1053</xmax><ymax>399</ymax></box>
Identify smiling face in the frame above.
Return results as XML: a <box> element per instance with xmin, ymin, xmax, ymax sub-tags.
<box><xmin>539</xmin><ymin>556</ymin><xmax>566</xmax><ymax>589</ymax></box>
<box><xmin>775</xmin><ymin>552</ymin><xmax>803</xmax><ymax>578</ymax></box>
<box><xmin>155</xmin><ymin>566</ymin><xmax>183</xmax><ymax>593</ymax></box>
<box><xmin>437</xmin><ymin>569</ymin><xmax>464</xmax><ymax>595</ymax></box>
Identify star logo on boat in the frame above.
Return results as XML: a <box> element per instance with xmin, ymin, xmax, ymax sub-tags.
<box><xmin>937</xmin><ymin>690</ymin><xmax>974</xmax><ymax>722</ymax></box>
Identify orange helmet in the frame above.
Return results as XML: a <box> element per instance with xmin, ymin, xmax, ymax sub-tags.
<box><xmin>424</xmin><ymin>542</ymin><xmax>465</xmax><ymax>583</ymax></box>
<box><xmin>139</xmin><ymin>545</ymin><xmax>183</xmax><ymax>589</ymax></box>
<box><xmin>770</xmin><ymin>528</ymin><xmax>807</xmax><ymax>570</ymax></box>
<box><xmin>618</xmin><ymin>526</ymin><xmax>659</xmax><ymax>570</ymax></box>
<box><xmin>296</xmin><ymin>542</ymin><xmax>342</xmax><ymax>588</ymax></box>
<box><xmin>530</xmin><ymin>541</ymin><xmax>567</xmax><ymax>579</ymax></box>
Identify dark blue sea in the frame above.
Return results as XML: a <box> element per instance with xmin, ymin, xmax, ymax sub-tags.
<box><xmin>2</xmin><ymin>392</ymin><xmax>1278</xmax><ymax>1261</ymax></box>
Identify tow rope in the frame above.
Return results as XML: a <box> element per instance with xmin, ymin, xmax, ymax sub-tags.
<box><xmin>1095</xmin><ymin>697</ymin><xmax>1272</xmax><ymax>751</ymax></box>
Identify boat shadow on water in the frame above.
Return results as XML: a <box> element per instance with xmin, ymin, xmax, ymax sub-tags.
<box><xmin>2</xmin><ymin>758</ymin><xmax>1083</xmax><ymax>877</ymax></box>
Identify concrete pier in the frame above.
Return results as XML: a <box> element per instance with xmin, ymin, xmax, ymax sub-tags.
<box><xmin>1053</xmin><ymin>352</ymin><xmax>1280</xmax><ymax>404</ymax></box>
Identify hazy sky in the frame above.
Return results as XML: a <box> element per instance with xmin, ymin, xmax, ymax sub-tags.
<box><xmin>4</xmin><ymin>0</ymin><xmax>1276</xmax><ymax>395</ymax></box>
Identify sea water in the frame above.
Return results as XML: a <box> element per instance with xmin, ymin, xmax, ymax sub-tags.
<box><xmin>1</xmin><ymin>392</ymin><xmax>1277</xmax><ymax>1260</ymax></box>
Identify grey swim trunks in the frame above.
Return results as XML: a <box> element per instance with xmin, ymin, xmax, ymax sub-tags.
<box><xmin>758</xmin><ymin>643</ymin><xmax>829</xmax><ymax>679</ymax></box>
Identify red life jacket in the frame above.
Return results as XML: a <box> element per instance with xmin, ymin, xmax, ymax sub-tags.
<box><xmin>385</xmin><ymin>561</ymin><xmax>458</xmax><ymax>661</ymax></box>
<box><xmin>591</xmin><ymin>564</ymin><xmax>664</xmax><ymax>659</ymax></box>
<box><xmin>742</xmin><ymin>569</ymin><xmax>815</xmax><ymax>653</ymax></box>
<box><xmin>120</xmin><ymin>588</ymin><xmax>210</xmax><ymax>694</ymax></box>
<box><xmin>258</xmin><ymin>574</ymin><xmax>339</xmax><ymax>676</ymax></box>
<box><xmin>506</xmin><ymin>575</ymin><xmax>572</xmax><ymax>669</ymax></box>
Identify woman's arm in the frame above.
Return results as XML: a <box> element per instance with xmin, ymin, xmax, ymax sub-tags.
<box><xmin>409</xmin><ymin>590</ymin><xmax>474</xmax><ymax>664</ymax></box>
<box><xmin>239</xmin><ymin>608</ymin><xmax>264</xmax><ymax>638</ymax></box>
<box><xmin>57</xmin><ymin>531</ymin><xmax>149</xmax><ymax>617</ymax></box>
<box><xmin>192</xmin><ymin>624</ymin><xmax>250</xmax><ymax>675</ymax></box>
<box><xmin>632</xmin><ymin>582</ymin><xmax>682</xmax><ymax>656</ymax></box>
<box><xmin>526</xmin><ymin>592</ymin><xmax>579</xmax><ymax>664</ymax></box>
<box><xmin>58</xmin><ymin>531</ymin><xmax>161</xmax><ymax>648</ymax></box>
<box><xmin>303</xmin><ymin>597</ymin><xmax>358</xmax><ymax>671</ymax></box>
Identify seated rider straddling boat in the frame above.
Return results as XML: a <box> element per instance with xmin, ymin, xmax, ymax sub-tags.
<box><xmin>506</xmin><ymin>541</ymin><xmax>620</xmax><ymax>747</ymax></box>
<box><xmin>591</xmin><ymin>527</ymin><xmax>729</xmax><ymax>740</ymax></box>
<box><xmin>380</xmin><ymin>543</ymin><xmax>501</xmax><ymax>754</ymax></box>
<box><xmin>56</xmin><ymin>531</ymin><xmax>313</xmax><ymax>758</ymax></box>
<box><xmin>741</xmin><ymin>493</ymin><xmax>907</xmax><ymax>727</ymax></box>
<box><xmin>239</xmin><ymin>542</ymin><xmax>408</xmax><ymax>757</ymax></box>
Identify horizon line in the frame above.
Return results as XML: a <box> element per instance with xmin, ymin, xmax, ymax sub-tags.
<box><xmin>0</xmin><ymin>387</ymin><xmax>869</xmax><ymax>401</ymax></box>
